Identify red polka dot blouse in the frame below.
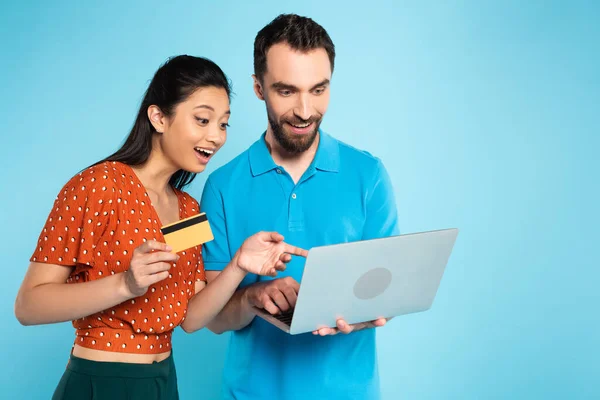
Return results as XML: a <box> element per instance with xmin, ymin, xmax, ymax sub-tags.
<box><xmin>30</xmin><ymin>161</ymin><xmax>206</xmax><ymax>354</ymax></box>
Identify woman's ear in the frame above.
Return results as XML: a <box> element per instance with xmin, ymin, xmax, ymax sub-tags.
<box><xmin>147</xmin><ymin>105</ymin><xmax>166</xmax><ymax>133</ymax></box>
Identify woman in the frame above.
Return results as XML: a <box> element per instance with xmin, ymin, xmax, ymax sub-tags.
<box><xmin>14</xmin><ymin>55</ymin><xmax>307</xmax><ymax>399</ymax></box>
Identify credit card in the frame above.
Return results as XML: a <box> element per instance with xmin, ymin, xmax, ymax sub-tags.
<box><xmin>160</xmin><ymin>213</ymin><xmax>214</xmax><ymax>253</ymax></box>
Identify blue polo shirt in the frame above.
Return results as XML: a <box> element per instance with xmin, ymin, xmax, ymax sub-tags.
<box><xmin>200</xmin><ymin>130</ymin><xmax>400</xmax><ymax>400</ymax></box>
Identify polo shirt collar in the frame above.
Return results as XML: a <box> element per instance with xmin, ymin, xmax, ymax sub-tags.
<box><xmin>249</xmin><ymin>129</ymin><xmax>340</xmax><ymax>177</ymax></box>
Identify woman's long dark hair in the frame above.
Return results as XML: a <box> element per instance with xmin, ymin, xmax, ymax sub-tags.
<box><xmin>97</xmin><ymin>55</ymin><xmax>231</xmax><ymax>190</ymax></box>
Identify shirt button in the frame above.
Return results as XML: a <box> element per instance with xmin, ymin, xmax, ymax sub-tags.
<box><xmin>276</xmin><ymin>169</ymin><xmax>282</xmax><ymax>174</ymax></box>
<box><xmin>291</xmin><ymin>193</ymin><xmax>297</xmax><ymax>199</ymax></box>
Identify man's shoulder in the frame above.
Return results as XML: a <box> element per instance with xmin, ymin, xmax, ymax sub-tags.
<box><xmin>206</xmin><ymin>147</ymin><xmax>252</xmax><ymax>189</ymax></box>
<box><xmin>332</xmin><ymin>135</ymin><xmax>385</xmax><ymax>173</ymax></box>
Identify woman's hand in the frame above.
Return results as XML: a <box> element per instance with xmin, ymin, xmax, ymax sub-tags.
<box><xmin>123</xmin><ymin>240</ymin><xmax>178</xmax><ymax>297</ymax></box>
<box><xmin>233</xmin><ymin>232</ymin><xmax>308</xmax><ymax>276</ymax></box>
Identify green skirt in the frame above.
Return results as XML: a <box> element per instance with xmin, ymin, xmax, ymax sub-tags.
<box><xmin>52</xmin><ymin>353</ymin><xmax>179</xmax><ymax>400</ymax></box>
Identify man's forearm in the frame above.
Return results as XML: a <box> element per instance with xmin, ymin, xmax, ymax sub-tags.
<box><xmin>206</xmin><ymin>285</ymin><xmax>257</xmax><ymax>334</ymax></box>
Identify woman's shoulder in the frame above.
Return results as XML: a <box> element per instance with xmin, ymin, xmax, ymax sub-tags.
<box><xmin>65</xmin><ymin>161</ymin><xmax>126</xmax><ymax>189</ymax></box>
<box><xmin>56</xmin><ymin>161</ymin><xmax>129</xmax><ymax>203</ymax></box>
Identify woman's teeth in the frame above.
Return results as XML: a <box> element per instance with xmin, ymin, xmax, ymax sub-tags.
<box><xmin>195</xmin><ymin>147</ymin><xmax>214</xmax><ymax>157</ymax></box>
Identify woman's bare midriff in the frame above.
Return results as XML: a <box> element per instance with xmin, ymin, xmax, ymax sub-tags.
<box><xmin>72</xmin><ymin>344</ymin><xmax>171</xmax><ymax>364</ymax></box>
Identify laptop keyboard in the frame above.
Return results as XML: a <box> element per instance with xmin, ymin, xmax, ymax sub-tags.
<box><xmin>272</xmin><ymin>309</ymin><xmax>295</xmax><ymax>326</ymax></box>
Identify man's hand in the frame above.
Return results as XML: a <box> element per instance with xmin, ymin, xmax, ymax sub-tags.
<box><xmin>244</xmin><ymin>277</ymin><xmax>300</xmax><ymax>314</ymax></box>
<box><xmin>312</xmin><ymin>317</ymin><xmax>391</xmax><ymax>336</ymax></box>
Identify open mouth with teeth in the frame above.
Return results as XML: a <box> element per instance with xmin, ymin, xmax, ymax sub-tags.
<box><xmin>194</xmin><ymin>147</ymin><xmax>215</xmax><ymax>163</ymax></box>
<box><xmin>286</xmin><ymin>121</ymin><xmax>314</xmax><ymax>135</ymax></box>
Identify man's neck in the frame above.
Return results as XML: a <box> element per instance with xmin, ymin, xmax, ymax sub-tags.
<box><xmin>264</xmin><ymin>128</ymin><xmax>320</xmax><ymax>184</ymax></box>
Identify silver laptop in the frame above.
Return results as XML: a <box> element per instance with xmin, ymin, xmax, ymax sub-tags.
<box><xmin>253</xmin><ymin>228</ymin><xmax>459</xmax><ymax>335</ymax></box>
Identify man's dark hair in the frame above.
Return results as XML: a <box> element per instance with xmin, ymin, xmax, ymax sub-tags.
<box><xmin>254</xmin><ymin>14</ymin><xmax>335</xmax><ymax>82</ymax></box>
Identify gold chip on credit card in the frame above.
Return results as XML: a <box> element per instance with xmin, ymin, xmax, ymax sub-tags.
<box><xmin>160</xmin><ymin>213</ymin><xmax>214</xmax><ymax>253</ymax></box>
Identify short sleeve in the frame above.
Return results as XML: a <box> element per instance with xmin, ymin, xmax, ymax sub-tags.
<box><xmin>200</xmin><ymin>177</ymin><xmax>231</xmax><ymax>271</ymax></box>
<box><xmin>30</xmin><ymin>167</ymin><xmax>114</xmax><ymax>268</ymax></box>
<box><xmin>362</xmin><ymin>159</ymin><xmax>400</xmax><ymax>240</ymax></box>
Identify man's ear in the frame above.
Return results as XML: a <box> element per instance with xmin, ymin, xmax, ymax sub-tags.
<box><xmin>252</xmin><ymin>75</ymin><xmax>265</xmax><ymax>101</ymax></box>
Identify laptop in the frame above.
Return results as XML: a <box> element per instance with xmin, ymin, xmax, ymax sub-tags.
<box><xmin>253</xmin><ymin>228</ymin><xmax>459</xmax><ymax>335</ymax></box>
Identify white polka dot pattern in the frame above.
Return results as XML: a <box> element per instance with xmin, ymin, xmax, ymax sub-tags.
<box><xmin>31</xmin><ymin>162</ymin><xmax>206</xmax><ymax>354</ymax></box>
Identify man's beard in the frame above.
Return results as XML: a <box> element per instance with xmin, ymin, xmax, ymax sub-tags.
<box><xmin>267</xmin><ymin>107</ymin><xmax>322</xmax><ymax>154</ymax></box>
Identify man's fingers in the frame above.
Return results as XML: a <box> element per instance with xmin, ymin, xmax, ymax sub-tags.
<box><xmin>312</xmin><ymin>318</ymin><xmax>385</xmax><ymax>336</ymax></box>
<box><xmin>271</xmin><ymin>291</ymin><xmax>291</xmax><ymax>312</ymax></box>
<box><xmin>318</xmin><ymin>327</ymin><xmax>339</xmax><ymax>336</ymax></box>
<box><xmin>261</xmin><ymin>299</ymin><xmax>280</xmax><ymax>315</ymax></box>
<box><xmin>281</xmin><ymin>277</ymin><xmax>300</xmax><ymax>292</ymax></box>
<box><xmin>281</xmin><ymin>286</ymin><xmax>298</xmax><ymax>309</ymax></box>
<box><xmin>336</xmin><ymin>319</ymin><xmax>355</xmax><ymax>334</ymax></box>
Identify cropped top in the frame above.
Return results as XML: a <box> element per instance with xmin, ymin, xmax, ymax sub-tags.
<box><xmin>30</xmin><ymin>161</ymin><xmax>206</xmax><ymax>353</ymax></box>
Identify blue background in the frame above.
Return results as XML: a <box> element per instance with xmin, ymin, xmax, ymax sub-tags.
<box><xmin>1</xmin><ymin>1</ymin><xmax>598</xmax><ymax>398</ymax></box>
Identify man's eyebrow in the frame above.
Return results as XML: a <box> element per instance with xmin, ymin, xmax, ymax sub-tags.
<box><xmin>270</xmin><ymin>79</ymin><xmax>330</xmax><ymax>91</ymax></box>
<box><xmin>271</xmin><ymin>82</ymin><xmax>299</xmax><ymax>91</ymax></box>
<box><xmin>310</xmin><ymin>79</ymin><xmax>330</xmax><ymax>90</ymax></box>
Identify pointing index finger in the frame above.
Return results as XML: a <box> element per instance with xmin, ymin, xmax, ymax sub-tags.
<box><xmin>282</xmin><ymin>243</ymin><xmax>308</xmax><ymax>258</ymax></box>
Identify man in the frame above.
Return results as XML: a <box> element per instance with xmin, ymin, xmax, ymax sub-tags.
<box><xmin>200</xmin><ymin>13</ymin><xmax>399</xmax><ymax>400</ymax></box>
